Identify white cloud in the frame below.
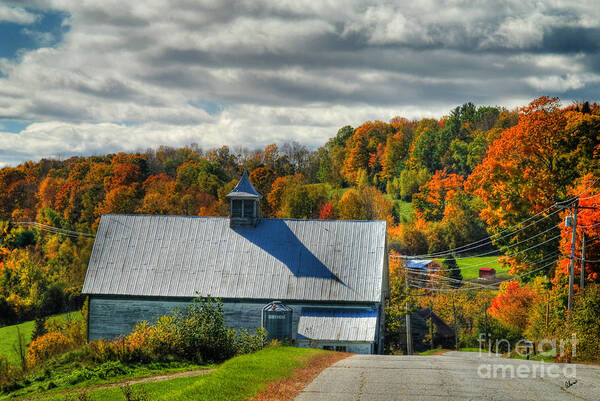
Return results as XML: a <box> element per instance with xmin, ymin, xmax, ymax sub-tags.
<box><xmin>0</xmin><ymin>0</ymin><xmax>599</xmax><ymax>165</ymax></box>
<box><xmin>0</xmin><ymin>5</ymin><xmax>38</xmax><ymax>24</ymax></box>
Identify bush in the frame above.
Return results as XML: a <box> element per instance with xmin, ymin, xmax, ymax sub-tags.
<box><xmin>26</xmin><ymin>332</ymin><xmax>74</xmax><ymax>368</ymax></box>
<box><xmin>174</xmin><ymin>296</ymin><xmax>235</xmax><ymax>363</ymax></box>
<box><xmin>570</xmin><ymin>284</ymin><xmax>600</xmax><ymax>361</ymax></box>
<box><xmin>121</xmin><ymin>383</ymin><xmax>150</xmax><ymax>401</ymax></box>
<box><xmin>87</xmin><ymin>339</ymin><xmax>123</xmax><ymax>363</ymax></box>
<box><xmin>0</xmin><ymin>355</ymin><xmax>26</xmax><ymax>392</ymax></box>
<box><xmin>31</xmin><ymin>316</ymin><xmax>48</xmax><ymax>342</ymax></box>
<box><xmin>68</xmin><ymin>361</ymin><xmax>131</xmax><ymax>384</ymax></box>
<box><xmin>46</xmin><ymin>314</ymin><xmax>86</xmax><ymax>347</ymax></box>
<box><xmin>63</xmin><ymin>391</ymin><xmax>91</xmax><ymax>401</ymax></box>
<box><xmin>230</xmin><ymin>327</ymin><xmax>267</xmax><ymax>355</ymax></box>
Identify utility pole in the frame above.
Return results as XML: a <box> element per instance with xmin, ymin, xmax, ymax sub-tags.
<box><xmin>567</xmin><ymin>201</ymin><xmax>578</xmax><ymax>311</ymax></box>
<box><xmin>429</xmin><ymin>302</ymin><xmax>434</xmax><ymax>351</ymax></box>
<box><xmin>556</xmin><ymin>198</ymin><xmax>598</xmax><ymax>311</ymax></box>
<box><xmin>405</xmin><ymin>270</ymin><xmax>413</xmax><ymax>355</ymax></box>
<box><xmin>452</xmin><ymin>296</ymin><xmax>458</xmax><ymax>350</ymax></box>
<box><xmin>580</xmin><ymin>234</ymin><xmax>586</xmax><ymax>289</ymax></box>
<box><xmin>484</xmin><ymin>302</ymin><xmax>488</xmax><ymax>351</ymax></box>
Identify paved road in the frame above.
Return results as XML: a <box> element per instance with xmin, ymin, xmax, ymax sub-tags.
<box><xmin>295</xmin><ymin>351</ymin><xmax>600</xmax><ymax>400</ymax></box>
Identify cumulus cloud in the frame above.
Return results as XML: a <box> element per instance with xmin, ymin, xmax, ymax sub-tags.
<box><xmin>0</xmin><ymin>0</ymin><xmax>599</xmax><ymax>165</ymax></box>
<box><xmin>0</xmin><ymin>4</ymin><xmax>38</xmax><ymax>24</ymax></box>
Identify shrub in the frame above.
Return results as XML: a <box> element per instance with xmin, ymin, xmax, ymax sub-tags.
<box><xmin>68</xmin><ymin>361</ymin><xmax>131</xmax><ymax>384</ymax></box>
<box><xmin>570</xmin><ymin>284</ymin><xmax>600</xmax><ymax>361</ymax></box>
<box><xmin>87</xmin><ymin>339</ymin><xmax>123</xmax><ymax>363</ymax></box>
<box><xmin>121</xmin><ymin>383</ymin><xmax>150</xmax><ymax>401</ymax></box>
<box><xmin>31</xmin><ymin>316</ymin><xmax>48</xmax><ymax>342</ymax></box>
<box><xmin>46</xmin><ymin>315</ymin><xmax>86</xmax><ymax>347</ymax></box>
<box><xmin>231</xmin><ymin>327</ymin><xmax>267</xmax><ymax>355</ymax></box>
<box><xmin>0</xmin><ymin>355</ymin><xmax>25</xmax><ymax>392</ymax></box>
<box><xmin>26</xmin><ymin>332</ymin><xmax>74</xmax><ymax>368</ymax></box>
<box><xmin>63</xmin><ymin>391</ymin><xmax>91</xmax><ymax>401</ymax></box>
<box><xmin>174</xmin><ymin>296</ymin><xmax>235</xmax><ymax>363</ymax></box>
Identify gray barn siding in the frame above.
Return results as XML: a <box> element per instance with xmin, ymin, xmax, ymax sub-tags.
<box><xmin>89</xmin><ymin>296</ymin><xmax>381</xmax><ymax>350</ymax></box>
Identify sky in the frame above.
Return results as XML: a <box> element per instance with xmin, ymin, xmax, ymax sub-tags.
<box><xmin>0</xmin><ymin>1</ymin><xmax>599</xmax><ymax>167</ymax></box>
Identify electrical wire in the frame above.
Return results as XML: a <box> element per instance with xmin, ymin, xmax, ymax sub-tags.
<box><xmin>401</xmin><ymin>176</ymin><xmax>600</xmax><ymax>259</ymax></box>
<box><xmin>12</xmin><ymin>221</ymin><xmax>95</xmax><ymax>238</ymax></box>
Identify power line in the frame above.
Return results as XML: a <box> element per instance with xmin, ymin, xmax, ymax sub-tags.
<box><xmin>408</xmin><ymin>255</ymin><xmax>561</xmax><ymax>293</ymax></box>
<box><xmin>395</xmin><ymin>234</ymin><xmax>562</xmax><ymax>274</ymax></box>
<box><xmin>402</xmin><ymin>176</ymin><xmax>600</xmax><ymax>260</ymax></box>
<box><xmin>12</xmin><ymin>221</ymin><xmax>95</xmax><ymax>238</ymax></box>
<box><xmin>404</xmin><ymin>206</ymin><xmax>564</xmax><ymax>259</ymax></box>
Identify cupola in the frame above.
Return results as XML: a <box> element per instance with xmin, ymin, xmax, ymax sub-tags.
<box><xmin>226</xmin><ymin>170</ymin><xmax>262</xmax><ymax>227</ymax></box>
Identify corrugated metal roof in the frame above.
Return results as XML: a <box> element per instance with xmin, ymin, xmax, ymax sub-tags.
<box><xmin>297</xmin><ymin>307</ymin><xmax>378</xmax><ymax>342</ymax></box>
<box><xmin>82</xmin><ymin>215</ymin><xmax>386</xmax><ymax>302</ymax></box>
<box><xmin>405</xmin><ymin>259</ymin><xmax>433</xmax><ymax>269</ymax></box>
<box><xmin>226</xmin><ymin>170</ymin><xmax>262</xmax><ymax>198</ymax></box>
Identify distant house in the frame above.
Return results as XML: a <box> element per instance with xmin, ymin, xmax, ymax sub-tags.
<box><xmin>405</xmin><ymin>259</ymin><xmax>439</xmax><ymax>271</ymax></box>
<box><xmin>400</xmin><ymin>308</ymin><xmax>456</xmax><ymax>353</ymax></box>
<box><xmin>82</xmin><ymin>172</ymin><xmax>389</xmax><ymax>354</ymax></box>
<box><xmin>479</xmin><ymin>267</ymin><xmax>496</xmax><ymax>279</ymax></box>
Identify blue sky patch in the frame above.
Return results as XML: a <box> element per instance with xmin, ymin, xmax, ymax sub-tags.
<box><xmin>188</xmin><ymin>99</ymin><xmax>226</xmax><ymax>116</ymax></box>
<box><xmin>0</xmin><ymin>8</ymin><xmax>69</xmax><ymax>60</ymax></box>
<box><xmin>0</xmin><ymin>119</ymin><xmax>31</xmax><ymax>133</ymax></box>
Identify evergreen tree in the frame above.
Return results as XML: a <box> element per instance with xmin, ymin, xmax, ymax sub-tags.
<box><xmin>441</xmin><ymin>255</ymin><xmax>462</xmax><ymax>287</ymax></box>
<box><xmin>31</xmin><ymin>316</ymin><xmax>47</xmax><ymax>342</ymax></box>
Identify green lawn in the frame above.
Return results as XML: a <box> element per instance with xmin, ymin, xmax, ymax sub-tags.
<box><xmin>31</xmin><ymin>346</ymin><xmax>328</xmax><ymax>401</ymax></box>
<box><xmin>450</xmin><ymin>256</ymin><xmax>510</xmax><ymax>281</ymax></box>
<box><xmin>394</xmin><ymin>199</ymin><xmax>414</xmax><ymax>222</ymax></box>
<box><xmin>0</xmin><ymin>312</ymin><xmax>77</xmax><ymax>364</ymax></box>
<box><xmin>2</xmin><ymin>357</ymin><xmax>208</xmax><ymax>400</ymax></box>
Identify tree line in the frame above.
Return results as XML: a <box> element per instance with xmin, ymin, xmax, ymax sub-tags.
<box><xmin>0</xmin><ymin>97</ymin><xmax>598</xmax><ymax>326</ymax></box>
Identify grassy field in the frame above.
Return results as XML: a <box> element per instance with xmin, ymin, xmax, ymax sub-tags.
<box><xmin>0</xmin><ymin>312</ymin><xmax>77</xmax><ymax>364</ymax></box>
<box><xmin>393</xmin><ymin>199</ymin><xmax>414</xmax><ymax>222</ymax></box>
<box><xmin>30</xmin><ymin>346</ymin><xmax>329</xmax><ymax>401</ymax></box>
<box><xmin>452</xmin><ymin>256</ymin><xmax>510</xmax><ymax>281</ymax></box>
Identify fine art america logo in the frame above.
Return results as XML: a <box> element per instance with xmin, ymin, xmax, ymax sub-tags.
<box><xmin>476</xmin><ymin>334</ymin><xmax>578</xmax><ymax>382</ymax></box>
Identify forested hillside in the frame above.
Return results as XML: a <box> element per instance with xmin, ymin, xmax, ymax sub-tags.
<box><xmin>0</xmin><ymin>97</ymin><xmax>599</xmax><ymax>325</ymax></box>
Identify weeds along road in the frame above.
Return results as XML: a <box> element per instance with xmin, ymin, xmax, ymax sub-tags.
<box><xmin>295</xmin><ymin>351</ymin><xmax>600</xmax><ymax>401</ymax></box>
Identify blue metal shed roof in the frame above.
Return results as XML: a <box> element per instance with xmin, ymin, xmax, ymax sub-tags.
<box><xmin>297</xmin><ymin>307</ymin><xmax>378</xmax><ymax>342</ymax></box>
<box><xmin>82</xmin><ymin>215</ymin><xmax>387</xmax><ymax>302</ymax></box>
<box><xmin>405</xmin><ymin>259</ymin><xmax>433</xmax><ymax>270</ymax></box>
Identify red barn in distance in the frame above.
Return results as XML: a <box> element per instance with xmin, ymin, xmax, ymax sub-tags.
<box><xmin>479</xmin><ymin>267</ymin><xmax>496</xmax><ymax>279</ymax></box>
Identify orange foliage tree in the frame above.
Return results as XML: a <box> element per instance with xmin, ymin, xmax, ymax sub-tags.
<box><xmin>467</xmin><ymin>97</ymin><xmax>600</xmax><ymax>275</ymax></box>
<box><xmin>413</xmin><ymin>169</ymin><xmax>463</xmax><ymax>221</ymax></box>
<box><xmin>488</xmin><ymin>281</ymin><xmax>537</xmax><ymax>330</ymax></box>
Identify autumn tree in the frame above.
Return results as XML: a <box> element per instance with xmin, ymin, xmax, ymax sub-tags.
<box><xmin>413</xmin><ymin>170</ymin><xmax>464</xmax><ymax>222</ymax></box>
<box><xmin>488</xmin><ymin>281</ymin><xmax>536</xmax><ymax>331</ymax></box>
<box><xmin>467</xmin><ymin>97</ymin><xmax>600</xmax><ymax>275</ymax></box>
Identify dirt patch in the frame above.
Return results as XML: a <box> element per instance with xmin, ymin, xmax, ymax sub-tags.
<box><xmin>250</xmin><ymin>351</ymin><xmax>351</xmax><ymax>401</ymax></box>
<box><xmin>21</xmin><ymin>369</ymin><xmax>214</xmax><ymax>400</ymax></box>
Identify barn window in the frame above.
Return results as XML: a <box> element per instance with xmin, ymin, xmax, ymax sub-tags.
<box><xmin>231</xmin><ymin>200</ymin><xmax>242</xmax><ymax>218</ymax></box>
<box><xmin>322</xmin><ymin>345</ymin><xmax>333</xmax><ymax>350</ymax></box>
<box><xmin>335</xmin><ymin>346</ymin><xmax>347</xmax><ymax>352</ymax></box>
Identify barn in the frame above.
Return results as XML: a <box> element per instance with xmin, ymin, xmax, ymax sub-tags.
<box><xmin>82</xmin><ymin>172</ymin><xmax>388</xmax><ymax>354</ymax></box>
